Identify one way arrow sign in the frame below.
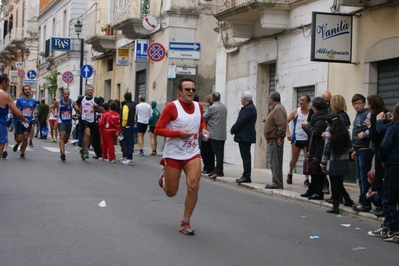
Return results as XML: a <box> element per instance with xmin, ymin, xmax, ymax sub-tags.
<box><xmin>169</xmin><ymin>42</ymin><xmax>200</xmax><ymax>51</ymax></box>
<box><xmin>80</xmin><ymin>64</ymin><xmax>93</xmax><ymax>78</ymax></box>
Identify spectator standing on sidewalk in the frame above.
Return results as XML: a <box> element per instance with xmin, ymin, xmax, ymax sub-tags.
<box><xmin>368</xmin><ymin>103</ymin><xmax>399</xmax><ymax>242</ymax></box>
<box><xmin>135</xmin><ymin>95</ymin><xmax>152</xmax><ymax>156</ymax></box>
<box><xmin>286</xmin><ymin>94</ymin><xmax>313</xmax><ymax>186</ymax></box>
<box><xmin>200</xmin><ymin>95</ymin><xmax>214</xmax><ymax>175</ymax></box>
<box><xmin>320</xmin><ymin>111</ymin><xmax>353</xmax><ymax>214</ymax></box>
<box><xmin>263</xmin><ymin>91</ymin><xmax>287</xmax><ymax>189</ymax></box>
<box><xmin>300</xmin><ymin>97</ymin><xmax>328</xmax><ymax>200</ymax></box>
<box><xmin>155</xmin><ymin>78</ymin><xmax>209</xmax><ymax>235</ymax></box>
<box><xmin>204</xmin><ymin>92</ymin><xmax>228</xmax><ymax>181</ymax></box>
<box><xmin>99</xmin><ymin>102</ymin><xmax>121</xmax><ymax>162</ymax></box>
<box><xmin>121</xmin><ymin>92</ymin><xmax>136</xmax><ymax>165</ymax></box>
<box><xmin>148</xmin><ymin>100</ymin><xmax>160</xmax><ymax>156</ymax></box>
<box><xmin>321</xmin><ymin>91</ymin><xmax>332</xmax><ymax>195</ymax></box>
<box><xmin>350</xmin><ymin>94</ymin><xmax>374</xmax><ymax>212</ymax></box>
<box><xmin>231</xmin><ymin>91</ymin><xmax>257</xmax><ymax>184</ymax></box>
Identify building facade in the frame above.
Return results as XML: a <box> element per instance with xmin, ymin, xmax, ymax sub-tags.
<box><xmin>213</xmin><ymin>0</ymin><xmax>399</xmax><ymax>175</ymax></box>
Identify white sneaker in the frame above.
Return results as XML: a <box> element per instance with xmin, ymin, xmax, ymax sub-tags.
<box><xmin>118</xmin><ymin>157</ymin><xmax>126</xmax><ymax>162</ymax></box>
<box><xmin>110</xmin><ymin>160</ymin><xmax>116</xmax><ymax>163</ymax></box>
<box><xmin>122</xmin><ymin>159</ymin><xmax>134</xmax><ymax>166</ymax></box>
<box><xmin>103</xmin><ymin>159</ymin><xmax>109</xmax><ymax>162</ymax></box>
<box><xmin>98</xmin><ymin>157</ymin><xmax>103</xmax><ymax>160</ymax></box>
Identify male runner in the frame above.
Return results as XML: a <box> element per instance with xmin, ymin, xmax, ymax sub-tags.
<box><xmin>50</xmin><ymin>89</ymin><xmax>79</xmax><ymax>161</ymax></box>
<box><xmin>0</xmin><ymin>73</ymin><xmax>28</xmax><ymax>157</ymax></box>
<box><xmin>155</xmin><ymin>78</ymin><xmax>209</xmax><ymax>235</ymax></box>
<box><xmin>14</xmin><ymin>85</ymin><xmax>36</xmax><ymax>159</ymax></box>
<box><xmin>76</xmin><ymin>85</ymin><xmax>103</xmax><ymax>160</ymax></box>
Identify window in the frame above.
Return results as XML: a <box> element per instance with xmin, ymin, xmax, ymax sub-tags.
<box><xmin>107</xmin><ymin>59</ymin><xmax>113</xmax><ymax>71</ymax></box>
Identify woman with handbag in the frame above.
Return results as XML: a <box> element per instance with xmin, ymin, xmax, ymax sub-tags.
<box><xmin>320</xmin><ymin>111</ymin><xmax>353</xmax><ymax>214</ymax></box>
<box><xmin>300</xmin><ymin>97</ymin><xmax>328</xmax><ymax>200</ymax></box>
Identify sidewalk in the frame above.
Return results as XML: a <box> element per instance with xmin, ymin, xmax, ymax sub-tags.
<box><xmin>209</xmin><ymin>163</ymin><xmax>382</xmax><ymax>223</ymax></box>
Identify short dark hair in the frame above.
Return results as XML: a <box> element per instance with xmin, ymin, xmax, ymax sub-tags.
<box><xmin>312</xmin><ymin>97</ymin><xmax>327</xmax><ymax>111</ymax></box>
<box><xmin>0</xmin><ymin>73</ymin><xmax>9</xmax><ymax>84</ymax></box>
<box><xmin>102</xmin><ymin>102</ymin><xmax>109</xmax><ymax>110</ymax></box>
<box><xmin>139</xmin><ymin>95</ymin><xmax>145</xmax><ymax>101</ymax></box>
<box><xmin>124</xmin><ymin>92</ymin><xmax>132</xmax><ymax>101</ymax></box>
<box><xmin>352</xmin><ymin>94</ymin><xmax>365</xmax><ymax>103</ymax></box>
<box><xmin>110</xmin><ymin>102</ymin><xmax>117</xmax><ymax>111</ymax></box>
<box><xmin>211</xmin><ymin>92</ymin><xmax>220</xmax><ymax>102</ymax></box>
<box><xmin>178</xmin><ymin>78</ymin><xmax>195</xmax><ymax>90</ymax></box>
<box><xmin>301</xmin><ymin>94</ymin><xmax>311</xmax><ymax>102</ymax></box>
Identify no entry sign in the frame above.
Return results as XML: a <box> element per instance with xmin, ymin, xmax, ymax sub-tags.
<box><xmin>147</xmin><ymin>42</ymin><xmax>166</xmax><ymax>62</ymax></box>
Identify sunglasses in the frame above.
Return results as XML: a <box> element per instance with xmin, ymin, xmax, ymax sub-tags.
<box><xmin>184</xmin><ymin>88</ymin><xmax>196</xmax><ymax>92</ymax></box>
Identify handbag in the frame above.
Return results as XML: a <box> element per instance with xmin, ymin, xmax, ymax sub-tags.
<box><xmin>303</xmin><ymin>132</ymin><xmax>320</xmax><ymax>175</ymax></box>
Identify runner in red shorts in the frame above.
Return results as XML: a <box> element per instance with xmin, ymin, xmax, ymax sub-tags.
<box><xmin>155</xmin><ymin>78</ymin><xmax>209</xmax><ymax>235</ymax></box>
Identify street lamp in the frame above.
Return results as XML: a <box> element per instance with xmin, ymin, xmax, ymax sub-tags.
<box><xmin>74</xmin><ymin>19</ymin><xmax>84</xmax><ymax>96</ymax></box>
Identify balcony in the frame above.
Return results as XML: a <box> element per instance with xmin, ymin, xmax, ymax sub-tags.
<box><xmin>84</xmin><ymin>8</ymin><xmax>117</xmax><ymax>53</ymax></box>
<box><xmin>111</xmin><ymin>0</ymin><xmax>151</xmax><ymax>40</ymax></box>
<box><xmin>0</xmin><ymin>28</ymin><xmax>25</xmax><ymax>63</ymax></box>
<box><xmin>214</xmin><ymin>0</ymin><xmax>313</xmax><ymax>38</ymax></box>
<box><xmin>340</xmin><ymin>0</ymin><xmax>398</xmax><ymax>8</ymax></box>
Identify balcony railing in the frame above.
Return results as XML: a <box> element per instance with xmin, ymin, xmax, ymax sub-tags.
<box><xmin>85</xmin><ymin>8</ymin><xmax>114</xmax><ymax>38</ymax></box>
<box><xmin>113</xmin><ymin>0</ymin><xmax>149</xmax><ymax>25</ymax></box>
<box><xmin>220</xmin><ymin>0</ymin><xmax>291</xmax><ymax>9</ymax></box>
<box><xmin>4</xmin><ymin>28</ymin><xmax>25</xmax><ymax>48</ymax></box>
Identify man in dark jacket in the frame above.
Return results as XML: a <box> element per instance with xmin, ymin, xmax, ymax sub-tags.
<box><xmin>37</xmin><ymin>98</ymin><xmax>49</xmax><ymax>139</ymax></box>
<box><xmin>230</xmin><ymin>91</ymin><xmax>257</xmax><ymax>184</ymax></box>
<box><xmin>121</xmin><ymin>92</ymin><xmax>136</xmax><ymax>165</ymax></box>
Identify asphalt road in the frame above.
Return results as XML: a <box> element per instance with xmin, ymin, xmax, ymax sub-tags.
<box><xmin>0</xmin><ymin>137</ymin><xmax>397</xmax><ymax>266</ymax></box>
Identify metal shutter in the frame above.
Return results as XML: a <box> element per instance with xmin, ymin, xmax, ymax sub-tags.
<box><xmin>377</xmin><ymin>58</ymin><xmax>399</xmax><ymax>112</ymax></box>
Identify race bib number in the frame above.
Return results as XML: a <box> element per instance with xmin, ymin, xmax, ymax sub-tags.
<box><xmin>61</xmin><ymin>110</ymin><xmax>72</xmax><ymax>120</ymax></box>
<box><xmin>82</xmin><ymin>109</ymin><xmax>93</xmax><ymax>119</ymax></box>
<box><xmin>22</xmin><ymin>107</ymin><xmax>33</xmax><ymax>117</ymax></box>
<box><xmin>179</xmin><ymin>135</ymin><xmax>198</xmax><ymax>151</ymax></box>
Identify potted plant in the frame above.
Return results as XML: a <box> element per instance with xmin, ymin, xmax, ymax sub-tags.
<box><xmin>101</xmin><ymin>24</ymin><xmax>114</xmax><ymax>35</ymax></box>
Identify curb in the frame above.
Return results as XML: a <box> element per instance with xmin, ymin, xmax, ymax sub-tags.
<box><xmin>210</xmin><ymin>175</ymin><xmax>382</xmax><ymax>224</ymax></box>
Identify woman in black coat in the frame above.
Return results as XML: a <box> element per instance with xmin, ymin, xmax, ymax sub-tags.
<box><xmin>300</xmin><ymin>97</ymin><xmax>328</xmax><ymax>200</ymax></box>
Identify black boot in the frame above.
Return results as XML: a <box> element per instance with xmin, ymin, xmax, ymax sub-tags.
<box><xmin>326</xmin><ymin>201</ymin><xmax>340</xmax><ymax>214</ymax></box>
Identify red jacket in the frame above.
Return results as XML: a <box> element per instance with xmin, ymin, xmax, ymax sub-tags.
<box><xmin>99</xmin><ymin>110</ymin><xmax>121</xmax><ymax>133</ymax></box>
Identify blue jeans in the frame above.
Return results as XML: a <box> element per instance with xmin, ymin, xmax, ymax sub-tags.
<box><xmin>355</xmin><ymin>149</ymin><xmax>374</xmax><ymax>207</ymax></box>
<box><xmin>382</xmin><ymin>165</ymin><xmax>399</xmax><ymax>231</ymax></box>
<box><xmin>123</xmin><ymin>127</ymin><xmax>134</xmax><ymax>160</ymax></box>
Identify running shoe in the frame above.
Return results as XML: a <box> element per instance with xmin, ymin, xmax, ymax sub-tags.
<box><xmin>179</xmin><ymin>221</ymin><xmax>195</xmax><ymax>235</ymax></box>
<box><xmin>122</xmin><ymin>159</ymin><xmax>134</xmax><ymax>166</ymax></box>
<box><xmin>109</xmin><ymin>160</ymin><xmax>116</xmax><ymax>163</ymax></box>
<box><xmin>2</xmin><ymin>151</ymin><xmax>7</xmax><ymax>159</ymax></box>
<box><xmin>13</xmin><ymin>143</ymin><xmax>19</xmax><ymax>152</ymax></box>
<box><xmin>20</xmin><ymin>153</ymin><xmax>26</xmax><ymax>159</ymax></box>
<box><xmin>84</xmin><ymin>150</ymin><xmax>89</xmax><ymax>159</ymax></box>
<box><xmin>103</xmin><ymin>159</ymin><xmax>110</xmax><ymax>162</ymax></box>
<box><xmin>383</xmin><ymin>231</ymin><xmax>399</xmax><ymax>243</ymax></box>
<box><xmin>138</xmin><ymin>150</ymin><xmax>144</xmax><ymax>156</ymax></box>
<box><xmin>303</xmin><ymin>178</ymin><xmax>310</xmax><ymax>187</ymax></box>
<box><xmin>158</xmin><ymin>169</ymin><xmax>164</xmax><ymax>188</ymax></box>
<box><xmin>118</xmin><ymin>157</ymin><xmax>126</xmax><ymax>162</ymax></box>
<box><xmin>80</xmin><ymin>150</ymin><xmax>85</xmax><ymax>161</ymax></box>
<box><xmin>29</xmin><ymin>141</ymin><xmax>34</xmax><ymax>147</ymax></box>
<box><xmin>367</xmin><ymin>226</ymin><xmax>389</xmax><ymax>237</ymax></box>
<box><xmin>60</xmin><ymin>153</ymin><xmax>66</xmax><ymax>162</ymax></box>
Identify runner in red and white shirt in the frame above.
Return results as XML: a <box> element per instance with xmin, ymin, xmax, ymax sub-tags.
<box><xmin>155</xmin><ymin>78</ymin><xmax>209</xmax><ymax>235</ymax></box>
